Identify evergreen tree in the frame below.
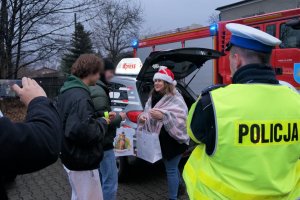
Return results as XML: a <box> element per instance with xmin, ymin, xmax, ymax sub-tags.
<box><xmin>61</xmin><ymin>23</ymin><xmax>93</xmax><ymax>74</ymax></box>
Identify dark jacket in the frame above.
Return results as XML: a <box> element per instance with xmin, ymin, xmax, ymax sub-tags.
<box><xmin>90</xmin><ymin>80</ymin><xmax>122</xmax><ymax>151</ymax></box>
<box><xmin>191</xmin><ymin>64</ymin><xmax>279</xmax><ymax>155</ymax></box>
<box><xmin>58</xmin><ymin>75</ymin><xmax>107</xmax><ymax>171</ymax></box>
<box><xmin>151</xmin><ymin>91</ymin><xmax>188</xmax><ymax>160</ymax></box>
<box><xmin>0</xmin><ymin>97</ymin><xmax>62</xmax><ymax>200</ymax></box>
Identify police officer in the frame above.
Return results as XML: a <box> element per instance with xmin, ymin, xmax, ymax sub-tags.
<box><xmin>183</xmin><ymin>23</ymin><xmax>300</xmax><ymax>200</ymax></box>
<box><xmin>0</xmin><ymin>77</ymin><xmax>62</xmax><ymax>199</ymax></box>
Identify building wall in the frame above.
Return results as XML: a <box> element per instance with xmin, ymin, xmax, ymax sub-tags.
<box><xmin>219</xmin><ymin>0</ymin><xmax>300</xmax><ymax>21</ymax></box>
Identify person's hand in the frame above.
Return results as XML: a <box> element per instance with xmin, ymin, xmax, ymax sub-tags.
<box><xmin>109</xmin><ymin>112</ymin><xmax>116</xmax><ymax>121</ymax></box>
<box><xmin>102</xmin><ymin>117</ymin><xmax>110</xmax><ymax>125</ymax></box>
<box><xmin>150</xmin><ymin>109</ymin><xmax>164</xmax><ymax>120</ymax></box>
<box><xmin>119</xmin><ymin>112</ymin><xmax>126</xmax><ymax>121</ymax></box>
<box><xmin>139</xmin><ymin>115</ymin><xmax>147</xmax><ymax>124</ymax></box>
<box><xmin>12</xmin><ymin>77</ymin><xmax>47</xmax><ymax>107</ymax></box>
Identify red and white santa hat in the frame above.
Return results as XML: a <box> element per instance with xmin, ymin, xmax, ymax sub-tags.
<box><xmin>153</xmin><ymin>66</ymin><xmax>177</xmax><ymax>86</ymax></box>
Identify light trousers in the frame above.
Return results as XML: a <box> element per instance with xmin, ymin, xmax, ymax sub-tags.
<box><xmin>64</xmin><ymin>166</ymin><xmax>103</xmax><ymax>200</ymax></box>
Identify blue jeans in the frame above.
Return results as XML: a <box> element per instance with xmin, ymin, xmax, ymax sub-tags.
<box><xmin>163</xmin><ymin>154</ymin><xmax>182</xmax><ymax>200</ymax></box>
<box><xmin>99</xmin><ymin>149</ymin><xmax>118</xmax><ymax>200</ymax></box>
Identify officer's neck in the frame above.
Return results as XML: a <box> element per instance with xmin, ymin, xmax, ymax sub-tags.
<box><xmin>232</xmin><ymin>63</ymin><xmax>278</xmax><ymax>84</ymax></box>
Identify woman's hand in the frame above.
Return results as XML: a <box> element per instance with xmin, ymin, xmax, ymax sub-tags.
<box><xmin>150</xmin><ymin>109</ymin><xmax>164</xmax><ymax>120</ymax></box>
<box><xmin>139</xmin><ymin>115</ymin><xmax>147</xmax><ymax>124</ymax></box>
<box><xmin>119</xmin><ymin>112</ymin><xmax>126</xmax><ymax>121</ymax></box>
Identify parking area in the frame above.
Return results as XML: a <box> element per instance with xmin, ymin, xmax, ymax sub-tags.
<box><xmin>6</xmin><ymin>160</ymin><xmax>189</xmax><ymax>200</ymax></box>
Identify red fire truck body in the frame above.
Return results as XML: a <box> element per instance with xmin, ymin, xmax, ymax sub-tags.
<box><xmin>135</xmin><ymin>8</ymin><xmax>300</xmax><ymax>89</ymax></box>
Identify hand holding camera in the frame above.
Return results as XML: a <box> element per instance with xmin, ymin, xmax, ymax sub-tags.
<box><xmin>12</xmin><ymin>77</ymin><xmax>47</xmax><ymax>107</ymax></box>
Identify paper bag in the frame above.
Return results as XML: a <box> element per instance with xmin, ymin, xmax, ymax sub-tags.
<box><xmin>114</xmin><ymin>127</ymin><xmax>134</xmax><ymax>157</ymax></box>
<box><xmin>137</xmin><ymin>129</ymin><xmax>162</xmax><ymax>163</ymax></box>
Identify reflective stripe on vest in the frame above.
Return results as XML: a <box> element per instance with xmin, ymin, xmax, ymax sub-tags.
<box><xmin>184</xmin><ymin>84</ymin><xmax>300</xmax><ymax>200</ymax></box>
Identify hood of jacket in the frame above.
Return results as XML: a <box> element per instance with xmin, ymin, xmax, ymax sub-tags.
<box><xmin>60</xmin><ymin>75</ymin><xmax>90</xmax><ymax>94</ymax></box>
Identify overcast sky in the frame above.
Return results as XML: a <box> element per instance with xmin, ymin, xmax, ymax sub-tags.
<box><xmin>140</xmin><ymin>0</ymin><xmax>241</xmax><ymax>34</ymax></box>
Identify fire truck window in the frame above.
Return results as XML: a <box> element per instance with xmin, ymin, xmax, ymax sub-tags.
<box><xmin>280</xmin><ymin>23</ymin><xmax>300</xmax><ymax>49</ymax></box>
<box><xmin>253</xmin><ymin>26</ymin><xmax>260</xmax><ymax>30</ymax></box>
<box><xmin>266</xmin><ymin>24</ymin><xmax>276</xmax><ymax>37</ymax></box>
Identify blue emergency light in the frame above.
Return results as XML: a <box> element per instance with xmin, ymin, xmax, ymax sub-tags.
<box><xmin>210</xmin><ymin>24</ymin><xmax>218</xmax><ymax>36</ymax></box>
<box><xmin>131</xmin><ymin>39</ymin><xmax>139</xmax><ymax>48</ymax></box>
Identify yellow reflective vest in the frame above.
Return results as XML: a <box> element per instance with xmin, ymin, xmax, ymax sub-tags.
<box><xmin>183</xmin><ymin>84</ymin><xmax>300</xmax><ymax>200</ymax></box>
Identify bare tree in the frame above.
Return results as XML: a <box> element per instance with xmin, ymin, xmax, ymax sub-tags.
<box><xmin>0</xmin><ymin>0</ymin><xmax>100</xmax><ymax>78</ymax></box>
<box><xmin>208</xmin><ymin>12</ymin><xmax>220</xmax><ymax>24</ymax></box>
<box><xmin>91</xmin><ymin>0</ymin><xmax>143</xmax><ymax>64</ymax></box>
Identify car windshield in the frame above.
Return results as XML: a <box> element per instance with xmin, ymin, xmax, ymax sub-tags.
<box><xmin>280</xmin><ymin>23</ymin><xmax>300</xmax><ymax>49</ymax></box>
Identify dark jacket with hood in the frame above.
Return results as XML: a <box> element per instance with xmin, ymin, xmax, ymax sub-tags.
<box><xmin>58</xmin><ymin>75</ymin><xmax>107</xmax><ymax>171</ymax></box>
<box><xmin>0</xmin><ymin>97</ymin><xmax>62</xmax><ymax>200</ymax></box>
<box><xmin>90</xmin><ymin>80</ymin><xmax>122</xmax><ymax>151</ymax></box>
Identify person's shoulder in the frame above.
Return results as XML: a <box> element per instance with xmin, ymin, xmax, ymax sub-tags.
<box><xmin>89</xmin><ymin>84</ymin><xmax>100</xmax><ymax>93</ymax></box>
<box><xmin>61</xmin><ymin>87</ymin><xmax>90</xmax><ymax>103</ymax></box>
<box><xmin>201</xmin><ymin>84</ymin><xmax>227</xmax><ymax>97</ymax></box>
<box><xmin>173</xmin><ymin>90</ymin><xmax>188</xmax><ymax>107</ymax></box>
<box><xmin>90</xmin><ymin>84</ymin><xmax>107</xmax><ymax>98</ymax></box>
<box><xmin>62</xmin><ymin>86</ymin><xmax>88</xmax><ymax>93</ymax></box>
<box><xmin>195</xmin><ymin>84</ymin><xmax>227</xmax><ymax>110</ymax></box>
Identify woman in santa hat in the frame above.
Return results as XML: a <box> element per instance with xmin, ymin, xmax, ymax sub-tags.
<box><xmin>138</xmin><ymin>66</ymin><xmax>190</xmax><ymax>200</ymax></box>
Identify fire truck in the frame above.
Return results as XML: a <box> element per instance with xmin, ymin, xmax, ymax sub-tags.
<box><xmin>132</xmin><ymin>8</ymin><xmax>300</xmax><ymax>92</ymax></box>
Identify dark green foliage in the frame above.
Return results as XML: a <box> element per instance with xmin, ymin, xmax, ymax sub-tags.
<box><xmin>61</xmin><ymin>23</ymin><xmax>93</xmax><ymax>74</ymax></box>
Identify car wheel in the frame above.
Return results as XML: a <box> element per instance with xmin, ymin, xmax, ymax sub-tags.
<box><xmin>116</xmin><ymin>156</ymin><xmax>128</xmax><ymax>182</ymax></box>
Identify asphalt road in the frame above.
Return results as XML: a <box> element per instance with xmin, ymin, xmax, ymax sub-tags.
<box><xmin>6</xmin><ymin>160</ymin><xmax>189</xmax><ymax>200</ymax></box>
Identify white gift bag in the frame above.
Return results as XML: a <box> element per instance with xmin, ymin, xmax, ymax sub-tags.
<box><xmin>136</xmin><ymin>129</ymin><xmax>162</xmax><ymax>163</ymax></box>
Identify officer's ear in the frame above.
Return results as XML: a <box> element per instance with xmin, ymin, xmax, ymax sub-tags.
<box><xmin>229</xmin><ymin>52</ymin><xmax>242</xmax><ymax>74</ymax></box>
<box><xmin>235</xmin><ymin>53</ymin><xmax>243</xmax><ymax>69</ymax></box>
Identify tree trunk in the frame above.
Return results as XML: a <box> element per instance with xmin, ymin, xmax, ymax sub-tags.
<box><xmin>6</xmin><ymin>0</ymin><xmax>19</xmax><ymax>78</ymax></box>
<box><xmin>14</xmin><ymin>0</ymin><xmax>23</xmax><ymax>79</ymax></box>
<box><xmin>0</xmin><ymin>0</ymin><xmax>8</xmax><ymax>78</ymax></box>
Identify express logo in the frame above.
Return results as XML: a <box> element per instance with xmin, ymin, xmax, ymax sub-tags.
<box><xmin>123</xmin><ymin>63</ymin><xmax>136</xmax><ymax>70</ymax></box>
